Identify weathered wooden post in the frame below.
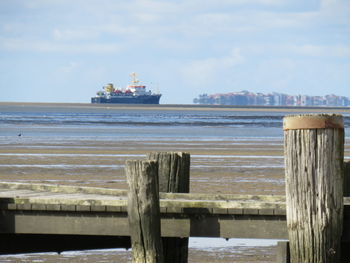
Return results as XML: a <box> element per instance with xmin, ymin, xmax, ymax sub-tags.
<box><xmin>147</xmin><ymin>152</ymin><xmax>190</xmax><ymax>263</ymax></box>
<box><xmin>126</xmin><ymin>160</ymin><xmax>164</xmax><ymax>263</ymax></box>
<box><xmin>284</xmin><ymin>114</ymin><xmax>344</xmax><ymax>263</ymax></box>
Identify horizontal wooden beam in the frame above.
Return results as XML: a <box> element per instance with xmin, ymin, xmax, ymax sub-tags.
<box><xmin>0</xmin><ymin>209</ymin><xmax>288</xmax><ymax>239</ymax></box>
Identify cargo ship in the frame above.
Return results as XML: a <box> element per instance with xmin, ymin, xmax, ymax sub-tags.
<box><xmin>91</xmin><ymin>73</ymin><xmax>161</xmax><ymax>104</ymax></box>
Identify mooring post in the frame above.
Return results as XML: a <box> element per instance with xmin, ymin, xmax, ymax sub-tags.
<box><xmin>284</xmin><ymin>114</ymin><xmax>344</xmax><ymax>263</ymax></box>
<box><xmin>147</xmin><ymin>152</ymin><xmax>190</xmax><ymax>263</ymax></box>
<box><xmin>125</xmin><ymin>160</ymin><xmax>164</xmax><ymax>263</ymax></box>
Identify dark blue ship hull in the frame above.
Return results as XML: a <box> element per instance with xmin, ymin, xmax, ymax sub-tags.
<box><xmin>91</xmin><ymin>95</ymin><xmax>161</xmax><ymax>104</ymax></box>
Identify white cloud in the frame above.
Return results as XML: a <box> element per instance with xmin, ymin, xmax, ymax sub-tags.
<box><xmin>1</xmin><ymin>0</ymin><xmax>345</xmax><ymax>52</ymax></box>
<box><xmin>58</xmin><ymin>61</ymin><xmax>80</xmax><ymax>74</ymax></box>
<box><xmin>181</xmin><ymin>48</ymin><xmax>245</xmax><ymax>87</ymax></box>
<box><xmin>52</xmin><ymin>28</ymin><xmax>100</xmax><ymax>41</ymax></box>
<box><xmin>300</xmin><ymin>45</ymin><xmax>341</xmax><ymax>57</ymax></box>
<box><xmin>332</xmin><ymin>45</ymin><xmax>350</xmax><ymax>57</ymax></box>
<box><xmin>253</xmin><ymin>58</ymin><xmax>297</xmax><ymax>92</ymax></box>
<box><xmin>321</xmin><ymin>0</ymin><xmax>337</xmax><ymax>8</ymax></box>
<box><xmin>0</xmin><ymin>37</ymin><xmax>122</xmax><ymax>53</ymax></box>
<box><xmin>239</xmin><ymin>43</ymin><xmax>350</xmax><ymax>59</ymax></box>
<box><xmin>286</xmin><ymin>44</ymin><xmax>350</xmax><ymax>57</ymax></box>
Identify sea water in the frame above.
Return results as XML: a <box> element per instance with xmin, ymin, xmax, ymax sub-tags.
<box><xmin>1</xmin><ymin>105</ymin><xmax>349</xmax><ymax>138</ymax></box>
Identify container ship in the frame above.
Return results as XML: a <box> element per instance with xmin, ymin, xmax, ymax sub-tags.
<box><xmin>91</xmin><ymin>73</ymin><xmax>161</xmax><ymax>104</ymax></box>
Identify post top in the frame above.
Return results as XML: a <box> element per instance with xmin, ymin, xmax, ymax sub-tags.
<box><xmin>283</xmin><ymin>114</ymin><xmax>344</xmax><ymax>130</ymax></box>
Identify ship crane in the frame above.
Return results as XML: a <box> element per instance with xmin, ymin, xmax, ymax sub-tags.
<box><xmin>130</xmin><ymin>72</ymin><xmax>140</xmax><ymax>86</ymax></box>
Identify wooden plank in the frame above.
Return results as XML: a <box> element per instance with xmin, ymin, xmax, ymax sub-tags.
<box><xmin>16</xmin><ymin>204</ymin><xmax>32</xmax><ymax>210</ymax></box>
<box><xmin>76</xmin><ymin>205</ymin><xmax>90</xmax><ymax>212</ymax></box>
<box><xmin>31</xmin><ymin>204</ymin><xmax>47</xmax><ymax>211</ymax></box>
<box><xmin>60</xmin><ymin>205</ymin><xmax>76</xmax><ymax>211</ymax></box>
<box><xmin>0</xmin><ymin>211</ymin><xmax>130</xmax><ymax>236</ymax></box>
<box><xmin>274</xmin><ymin>208</ymin><xmax>286</xmax><ymax>216</ymax></box>
<box><xmin>91</xmin><ymin>205</ymin><xmax>106</xmax><ymax>212</ymax></box>
<box><xmin>227</xmin><ymin>208</ymin><xmax>243</xmax><ymax>215</ymax></box>
<box><xmin>212</xmin><ymin>208</ymin><xmax>228</xmax><ymax>214</ymax></box>
<box><xmin>10</xmin><ymin>196</ymin><xmax>127</xmax><ymax>207</ymax></box>
<box><xmin>159</xmin><ymin>199</ymin><xmax>285</xmax><ymax>210</ymax></box>
<box><xmin>166</xmin><ymin>207</ymin><xmax>183</xmax><ymax>214</ymax></box>
<box><xmin>220</xmin><ymin>215</ymin><xmax>288</xmax><ymax>239</ymax></box>
<box><xmin>106</xmin><ymin>206</ymin><xmax>122</xmax><ymax>212</ymax></box>
<box><xmin>159</xmin><ymin>192</ymin><xmax>286</xmax><ymax>202</ymax></box>
<box><xmin>7</xmin><ymin>204</ymin><xmax>17</xmax><ymax>210</ymax></box>
<box><xmin>0</xmin><ymin>183</ymin><xmax>287</xmax><ymax>204</ymax></box>
<box><xmin>46</xmin><ymin>204</ymin><xmax>61</xmax><ymax>211</ymax></box>
<box><xmin>0</xmin><ymin>185</ymin><xmax>287</xmax><ymax>202</ymax></box>
<box><xmin>0</xmin><ymin>209</ymin><xmax>289</xmax><ymax>239</ymax></box>
<box><xmin>161</xmin><ymin>217</ymin><xmax>190</xmax><ymax>238</ymax></box>
<box><xmin>243</xmin><ymin>209</ymin><xmax>259</xmax><ymax>215</ymax></box>
<box><xmin>0</xmin><ymin>182</ymin><xmax>128</xmax><ymax>196</ymax></box>
<box><xmin>183</xmin><ymin>208</ymin><xmax>213</xmax><ymax>214</ymax></box>
<box><xmin>258</xmin><ymin>209</ymin><xmax>274</xmax><ymax>215</ymax></box>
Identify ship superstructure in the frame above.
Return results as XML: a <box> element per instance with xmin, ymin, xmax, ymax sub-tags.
<box><xmin>91</xmin><ymin>73</ymin><xmax>161</xmax><ymax>104</ymax></box>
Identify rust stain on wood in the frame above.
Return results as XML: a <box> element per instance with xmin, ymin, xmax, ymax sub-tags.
<box><xmin>283</xmin><ymin>114</ymin><xmax>344</xmax><ymax>130</ymax></box>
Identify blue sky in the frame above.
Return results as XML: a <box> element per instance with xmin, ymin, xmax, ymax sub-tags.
<box><xmin>0</xmin><ymin>0</ymin><xmax>349</xmax><ymax>104</ymax></box>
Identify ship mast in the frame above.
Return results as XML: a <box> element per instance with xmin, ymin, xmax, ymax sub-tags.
<box><xmin>130</xmin><ymin>72</ymin><xmax>139</xmax><ymax>86</ymax></box>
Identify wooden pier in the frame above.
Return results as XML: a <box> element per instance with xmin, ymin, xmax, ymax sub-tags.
<box><xmin>1</xmin><ymin>183</ymin><xmax>350</xmax><ymax>256</ymax></box>
<box><xmin>0</xmin><ymin>182</ymin><xmax>288</xmax><ymax>240</ymax></box>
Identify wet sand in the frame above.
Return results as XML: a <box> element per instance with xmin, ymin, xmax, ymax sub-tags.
<box><xmin>2</xmin><ymin>138</ymin><xmax>349</xmax><ymax>194</ymax></box>
<box><xmin>0</xmin><ymin>246</ymin><xmax>276</xmax><ymax>263</ymax></box>
<box><xmin>0</xmin><ymin>138</ymin><xmax>286</xmax><ymax>195</ymax></box>
<box><xmin>2</xmin><ymin>101</ymin><xmax>350</xmax><ymax>113</ymax></box>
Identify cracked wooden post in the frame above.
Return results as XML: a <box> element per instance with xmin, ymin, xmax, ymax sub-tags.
<box><xmin>147</xmin><ymin>152</ymin><xmax>190</xmax><ymax>263</ymax></box>
<box><xmin>126</xmin><ymin>160</ymin><xmax>164</xmax><ymax>263</ymax></box>
<box><xmin>284</xmin><ymin>114</ymin><xmax>344</xmax><ymax>263</ymax></box>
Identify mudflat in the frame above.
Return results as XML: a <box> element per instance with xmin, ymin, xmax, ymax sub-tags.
<box><xmin>0</xmin><ymin>138</ymin><xmax>286</xmax><ymax>195</ymax></box>
<box><xmin>1</xmin><ymin>103</ymin><xmax>349</xmax><ymax>262</ymax></box>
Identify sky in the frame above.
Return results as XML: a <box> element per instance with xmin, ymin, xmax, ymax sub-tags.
<box><xmin>0</xmin><ymin>0</ymin><xmax>349</xmax><ymax>104</ymax></box>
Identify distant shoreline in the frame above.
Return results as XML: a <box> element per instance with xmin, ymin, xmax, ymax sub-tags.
<box><xmin>1</xmin><ymin>101</ymin><xmax>350</xmax><ymax>113</ymax></box>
